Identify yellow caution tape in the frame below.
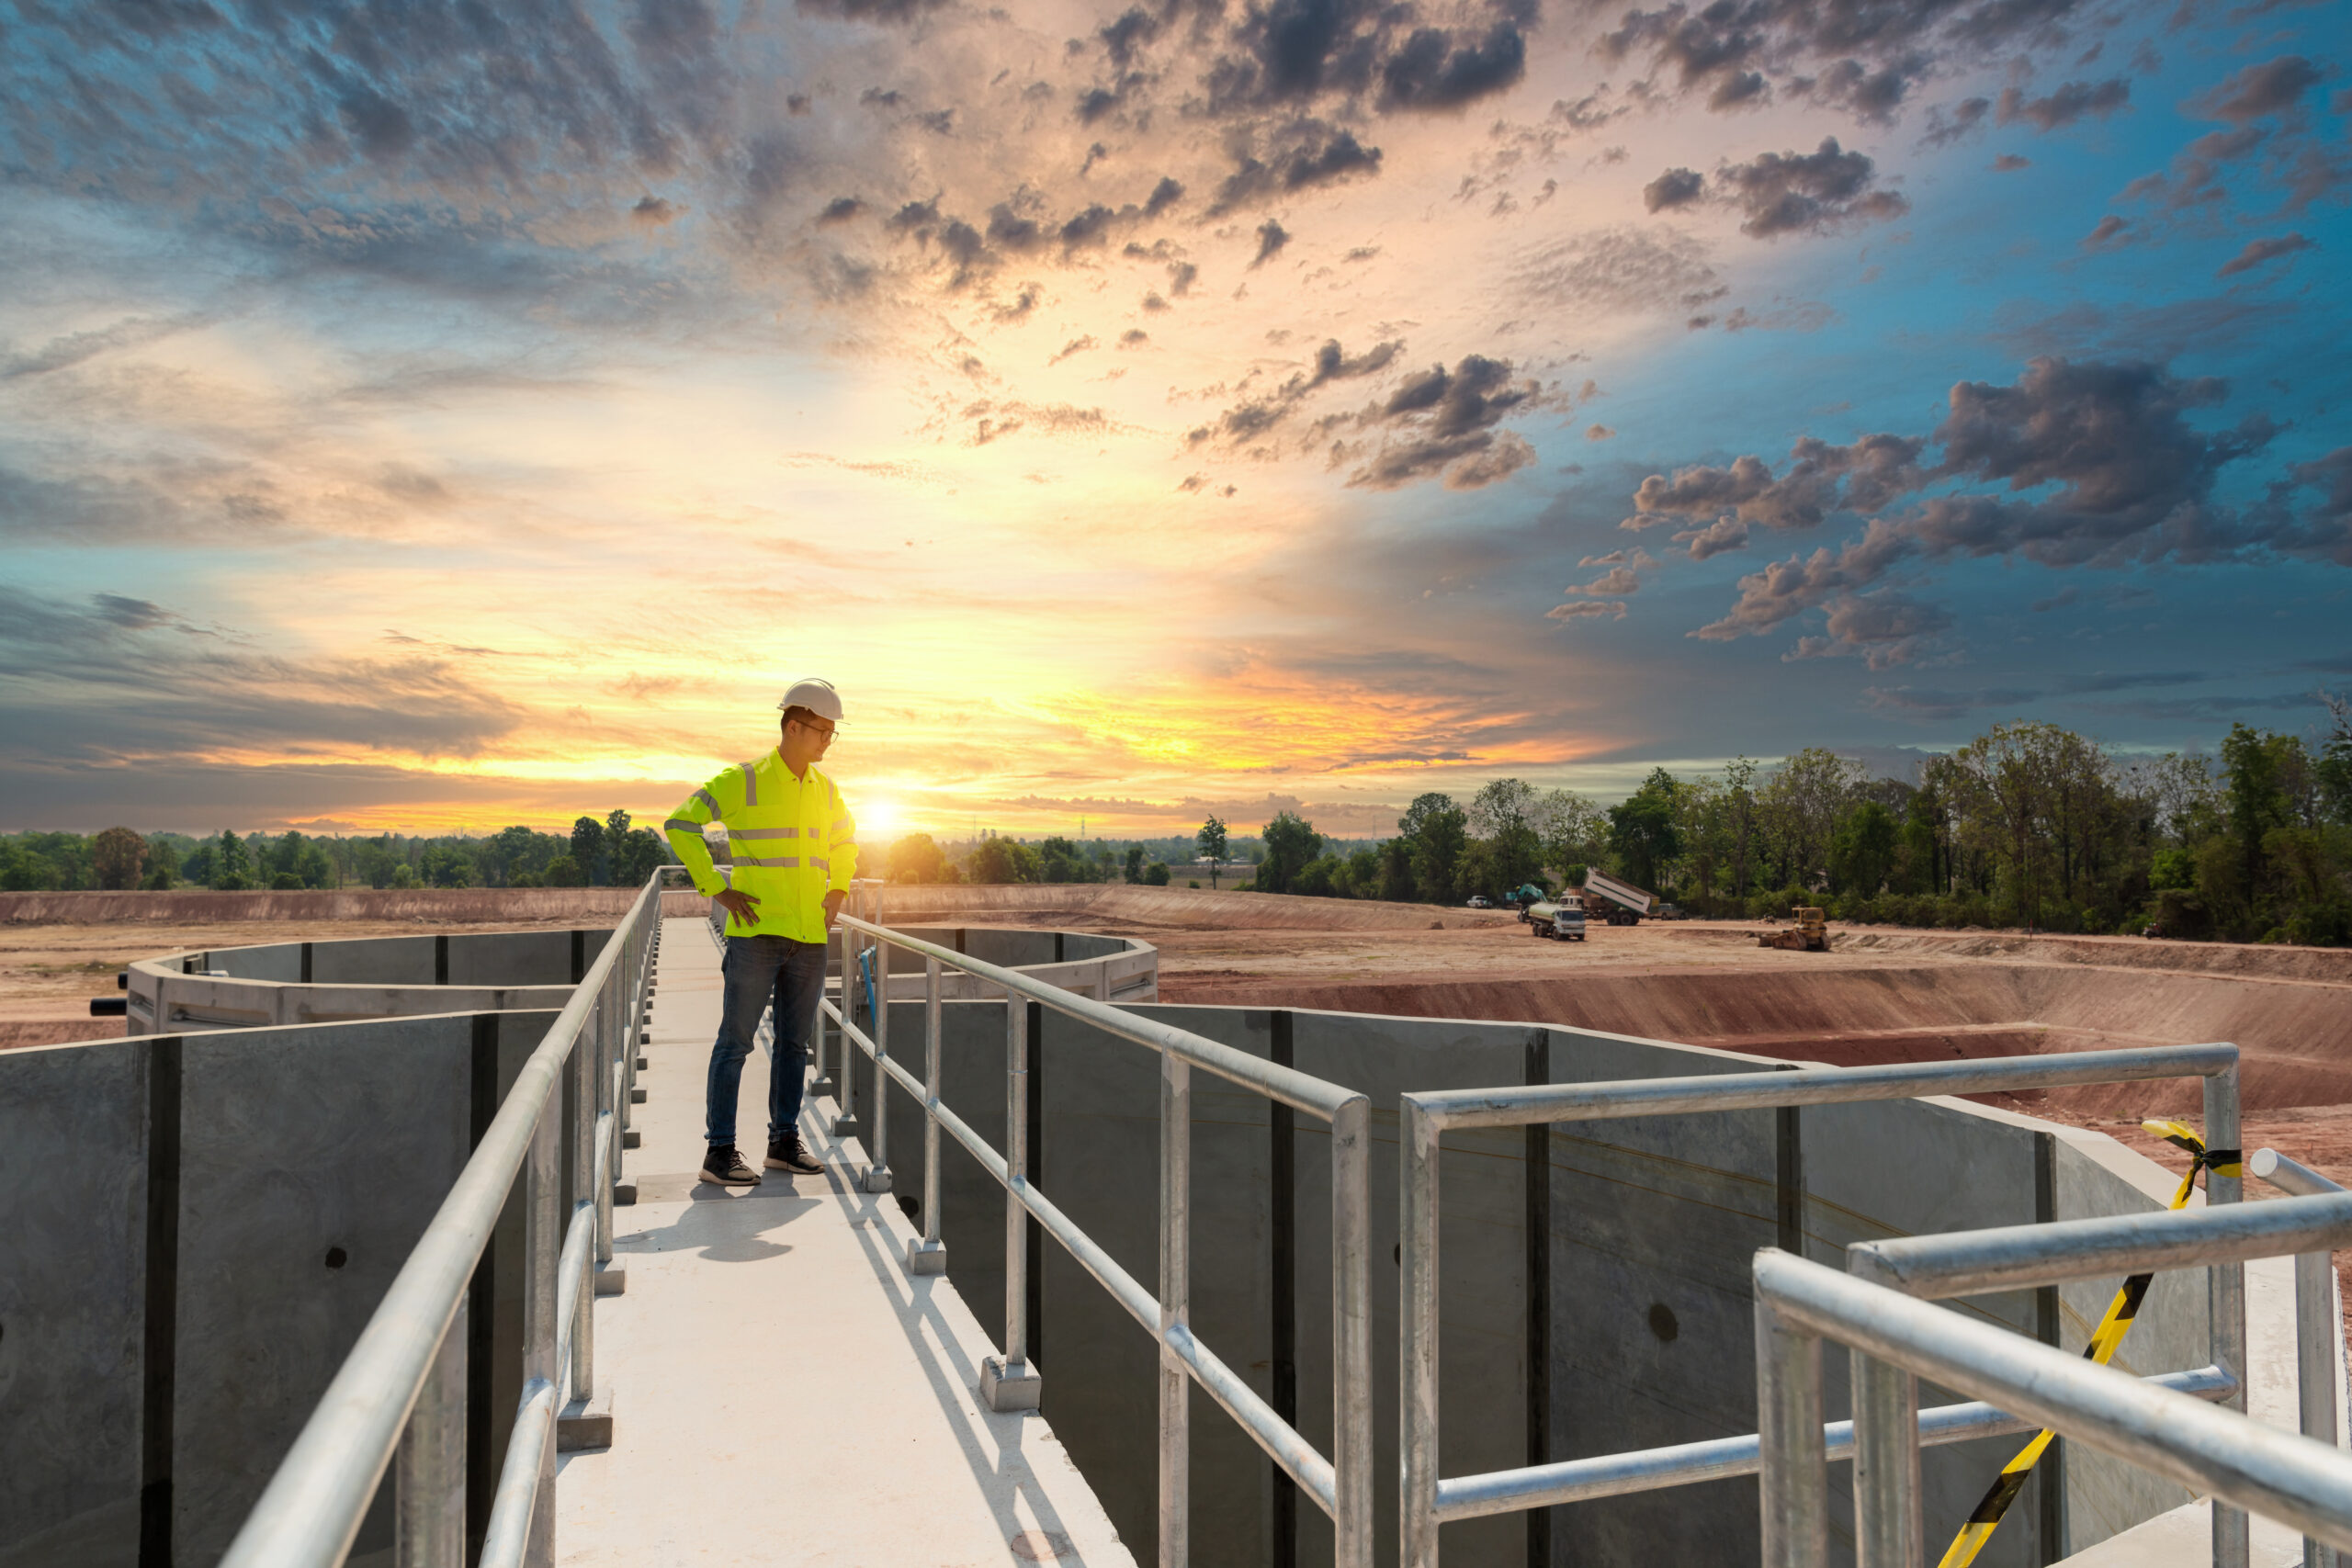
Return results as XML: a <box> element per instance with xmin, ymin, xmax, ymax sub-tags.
<box><xmin>1936</xmin><ymin>1122</ymin><xmax>2211</xmax><ymax>1568</ymax></box>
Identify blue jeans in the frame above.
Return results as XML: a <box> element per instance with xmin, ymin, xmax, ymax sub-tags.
<box><xmin>705</xmin><ymin>934</ymin><xmax>828</xmax><ymax>1149</ymax></box>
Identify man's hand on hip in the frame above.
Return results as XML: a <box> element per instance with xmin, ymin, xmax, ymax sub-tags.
<box><xmin>714</xmin><ymin>888</ymin><xmax>761</xmax><ymax>924</ymax></box>
<box><xmin>823</xmin><ymin>889</ymin><xmax>846</xmax><ymax>928</ymax></box>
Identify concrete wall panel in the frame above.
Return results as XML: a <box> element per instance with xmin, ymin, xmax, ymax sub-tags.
<box><xmin>0</xmin><ymin>1040</ymin><xmax>148</xmax><ymax>1568</ymax></box>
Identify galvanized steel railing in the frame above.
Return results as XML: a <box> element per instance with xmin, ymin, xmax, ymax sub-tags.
<box><xmin>2250</xmin><ymin>1148</ymin><xmax>2348</xmax><ymax>1568</ymax></box>
<box><xmin>820</xmin><ymin>909</ymin><xmax>1375</xmax><ymax>1568</ymax></box>
<box><xmin>1757</xmin><ymin>1184</ymin><xmax>2352</xmax><ymax>1566</ymax></box>
<box><xmin>1396</xmin><ymin>1043</ymin><xmax>2249</xmax><ymax>1567</ymax></box>
<box><xmin>218</xmin><ymin>872</ymin><xmax>660</xmax><ymax>1568</ymax></box>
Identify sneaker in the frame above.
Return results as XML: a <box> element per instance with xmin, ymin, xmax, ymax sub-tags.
<box><xmin>700</xmin><ymin>1145</ymin><xmax>761</xmax><ymax>1186</ymax></box>
<box><xmin>764</xmin><ymin>1134</ymin><xmax>823</xmax><ymax>1176</ymax></box>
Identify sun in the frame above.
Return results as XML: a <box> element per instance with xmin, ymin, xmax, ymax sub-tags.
<box><xmin>861</xmin><ymin>800</ymin><xmax>900</xmax><ymax>840</ymax></box>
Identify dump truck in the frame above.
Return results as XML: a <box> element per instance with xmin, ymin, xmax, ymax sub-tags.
<box><xmin>1758</xmin><ymin>907</ymin><xmax>1830</xmax><ymax>952</ymax></box>
<box><xmin>1526</xmin><ymin>900</ymin><xmax>1587</xmax><ymax>941</ymax></box>
<box><xmin>1580</xmin><ymin>869</ymin><xmax>1656</xmax><ymax>926</ymax></box>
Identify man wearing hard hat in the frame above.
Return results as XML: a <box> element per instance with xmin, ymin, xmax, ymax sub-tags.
<box><xmin>663</xmin><ymin>679</ymin><xmax>857</xmax><ymax>1187</ymax></box>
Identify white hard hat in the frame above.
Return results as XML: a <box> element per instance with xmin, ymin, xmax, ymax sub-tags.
<box><xmin>777</xmin><ymin>678</ymin><xmax>844</xmax><ymax>724</ymax></box>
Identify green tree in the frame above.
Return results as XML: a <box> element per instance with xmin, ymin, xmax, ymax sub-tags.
<box><xmin>420</xmin><ymin>844</ymin><xmax>473</xmax><ymax>887</ymax></box>
<box><xmin>1469</xmin><ymin>779</ymin><xmax>1544</xmax><ymax>890</ymax></box>
<box><xmin>541</xmin><ymin>853</ymin><xmax>585</xmax><ymax>887</ymax></box>
<box><xmin>968</xmin><ymin>834</ymin><xmax>1041</xmax><ymax>884</ymax></box>
<box><xmin>1124</xmin><ymin>845</ymin><xmax>1146</xmax><ymax>883</ymax></box>
<box><xmin>1829</xmin><ymin>801</ymin><xmax>1898</xmax><ymax>895</ymax></box>
<box><xmin>1534</xmin><ymin>788</ymin><xmax>1607</xmax><ymax>881</ymax></box>
<box><xmin>210</xmin><ymin>830</ymin><xmax>254</xmax><ymax>891</ymax></box>
<box><xmin>142</xmin><ymin>835</ymin><xmax>181</xmax><ymax>890</ymax></box>
<box><xmin>1396</xmin><ymin>793</ymin><xmax>1468</xmax><ymax>904</ymax></box>
<box><xmin>888</xmin><ymin>833</ymin><xmax>949</xmax><ymax>883</ymax></box>
<box><xmin>1606</xmin><ymin>769</ymin><xmax>1682</xmax><ymax>890</ymax></box>
<box><xmin>92</xmin><ymin>826</ymin><xmax>146</xmax><ymax>890</ymax></box>
<box><xmin>571</xmin><ymin>816</ymin><xmax>605</xmax><ymax>886</ymax></box>
<box><xmin>1035</xmin><ymin>836</ymin><xmax>1090</xmax><ymax>883</ymax></box>
<box><xmin>1257</xmin><ymin>811</ymin><xmax>1324</xmax><ymax>894</ymax></box>
<box><xmin>1196</xmin><ymin>816</ymin><xmax>1228</xmax><ymax>889</ymax></box>
<box><xmin>1142</xmin><ymin>861</ymin><xmax>1171</xmax><ymax>886</ymax></box>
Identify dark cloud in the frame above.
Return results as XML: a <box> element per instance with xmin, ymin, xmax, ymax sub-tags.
<box><xmin>630</xmin><ymin>195</ymin><xmax>681</xmax><ymax>224</ymax></box>
<box><xmin>1208</xmin><ymin>125</ymin><xmax>1384</xmax><ymax>214</ymax></box>
<box><xmin>1996</xmin><ymin>77</ymin><xmax>2130</xmax><ymax>131</ymax></box>
<box><xmin>1145</xmin><ymin>176</ymin><xmax>1186</xmax><ymax>216</ymax></box>
<box><xmin>817</xmin><ymin>196</ymin><xmax>865</xmax><ymax>225</ymax></box>
<box><xmin>1920</xmin><ymin>96</ymin><xmax>1991</xmax><ymax>147</ymax></box>
<box><xmin>1644</xmin><ymin>167</ymin><xmax>1705</xmax><ymax>211</ymax></box>
<box><xmin>0</xmin><ymin>586</ymin><xmax>530</xmax><ymax>763</ymax></box>
<box><xmin>1625</xmin><ymin>432</ymin><xmax>1928</xmax><ymax>533</ymax></box>
<box><xmin>2189</xmin><ymin>56</ymin><xmax>2322</xmax><ymax>123</ymax></box>
<box><xmin>1250</xmin><ymin>219</ymin><xmax>1292</xmax><ymax>267</ymax></box>
<box><xmin>2216</xmin><ymin>233</ymin><xmax>2313</xmax><ymax>277</ymax></box>
<box><xmin>1201</xmin><ymin>0</ymin><xmax>1533</xmax><ymax>118</ymax></box>
<box><xmin>1713</xmin><ymin>138</ymin><xmax>1910</xmax><ymax>238</ymax></box>
<box><xmin>1682</xmin><ymin>357</ymin><xmax>2295</xmax><ymax>642</ymax></box>
<box><xmin>1992</xmin><ymin>153</ymin><xmax>2030</xmax><ymax>171</ymax></box>
<box><xmin>1185</xmin><ymin>336</ymin><xmax>1404</xmax><ymax>446</ymax></box>
<box><xmin>1377</xmin><ymin>26</ymin><xmax>1529</xmax><ymax>112</ymax></box>
<box><xmin>1595</xmin><ymin>0</ymin><xmax>2101</xmax><ymax>130</ymax></box>
<box><xmin>1343</xmin><ymin>354</ymin><xmax>1547</xmax><ymax>490</ymax></box>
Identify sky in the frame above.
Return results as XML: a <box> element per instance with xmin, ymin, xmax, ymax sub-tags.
<box><xmin>0</xmin><ymin>0</ymin><xmax>2346</xmax><ymax>840</ymax></box>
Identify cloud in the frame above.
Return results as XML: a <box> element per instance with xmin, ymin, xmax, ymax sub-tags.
<box><xmin>1545</xmin><ymin>599</ymin><xmax>1628</xmax><ymax>622</ymax></box>
<box><xmin>1377</xmin><ymin>26</ymin><xmax>1529</xmax><ymax>111</ymax></box>
<box><xmin>1713</xmin><ymin>139</ymin><xmax>1910</xmax><ymax>238</ymax></box>
<box><xmin>1511</xmin><ymin>228</ymin><xmax>1727</xmax><ymax>318</ymax></box>
<box><xmin>1683</xmin><ymin>357</ymin><xmax>2291</xmax><ymax>643</ymax></box>
<box><xmin>2217</xmin><ymin>234</ymin><xmax>2313</xmax><ymax>277</ymax></box>
<box><xmin>1251</xmin><ymin>219</ymin><xmax>1293</xmax><ymax>268</ymax></box>
<box><xmin>1992</xmin><ymin>153</ymin><xmax>2030</xmax><ymax>173</ymax></box>
<box><xmin>2082</xmin><ymin>214</ymin><xmax>2132</xmax><ymax>250</ymax></box>
<box><xmin>1340</xmin><ymin>354</ymin><xmax>1550</xmax><ymax>491</ymax></box>
<box><xmin>2189</xmin><ymin>56</ymin><xmax>2322</xmax><ymax>123</ymax></box>
<box><xmin>1209</xmin><ymin>126</ymin><xmax>1385</xmax><ymax>214</ymax></box>
<box><xmin>1644</xmin><ymin>167</ymin><xmax>1705</xmax><ymax>211</ymax></box>
<box><xmin>1996</xmin><ymin>78</ymin><xmax>2130</xmax><ymax>132</ymax></box>
<box><xmin>1678</xmin><ymin>516</ymin><xmax>1751</xmax><ymax>558</ymax></box>
<box><xmin>1185</xmin><ymin>336</ymin><xmax>1407</xmax><ymax>447</ymax></box>
<box><xmin>1921</xmin><ymin>97</ymin><xmax>1992</xmax><ymax>148</ymax></box>
<box><xmin>1624</xmin><ymin>433</ymin><xmax>1928</xmax><ymax>533</ymax></box>
<box><xmin>1565</xmin><ymin>565</ymin><xmax>1643</xmax><ymax>595</ymax></box>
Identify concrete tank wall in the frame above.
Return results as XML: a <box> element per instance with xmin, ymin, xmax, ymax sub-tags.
<box><xmin>0</xmin><ymin>1010</ymin><xmax>557</xmax><ymax>1568</ymax></box>
<box><xmin>848</xmin><ymin>999</ymin><xmax>2228</xmax><ymax>1568</ymax></box>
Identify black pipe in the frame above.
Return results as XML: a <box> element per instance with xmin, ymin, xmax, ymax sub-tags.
<box><xmin>91</xmin><ymin>996</ymin><xmax>129</xmax><ymax>1017</ymax></box>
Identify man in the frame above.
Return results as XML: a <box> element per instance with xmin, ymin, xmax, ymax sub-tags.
<box><xmin>663</xmin><ymin>679</ymin><xmax>858</xmax><ymax>1186</ymax></box>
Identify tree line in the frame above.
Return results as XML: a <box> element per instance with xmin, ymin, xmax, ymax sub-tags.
<box><xmin>0</xmin><ymin>810</ymin><xmax>672</xmax><ymax>893</ymax></box>
<box><xmin>1224</xmin><ymin>707</ymin><xmax>2352</xmax><ymax>945</ymax></box>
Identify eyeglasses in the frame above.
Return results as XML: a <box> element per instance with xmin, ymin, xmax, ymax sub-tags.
<box><xmin>791</xmin><ymin>718</ymin><xmax>837</xmax><ymax>740</ymax></box>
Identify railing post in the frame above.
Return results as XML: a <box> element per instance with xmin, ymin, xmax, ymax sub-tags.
<box><xmin>1851</xmin><ymin>1349</ymin><xmax>1922</xmax><ymax>1568</ymax></box>
<box><xmin>833</xmin><ymin>922</ymin><xmax>861</xmax><ymax>1137</ymax></box>
<box><xmin>1756</xmin><ymin>1270</ymin><xmax>1828</xmax><ymax>1568</ymax></box>
<box><xmin>523</xmin><ymin>1079</ymin><xmax>562</xmax><ymax>1568</ymax></box>
<box><xmin>1401</xmin><ymin>1095</ymin><xmax>1441</xmax><ymax>1568</ymax></box>
<box><xmin>2209</xmin><ymin>1060</ymin><xmax>2249</xmax><ymax>1568</ymax></box>
<box><xmin>1331</xmin><ymin>1093</ymin><xmax>1374</xmax><ymax>1568</ymax></box>
<box><xmin>863</xmin><ymin>937</ymin><xmax>892</xmax><ymax>1193</ymax></box>
<box><xmin>1159</xmin><ymin>1043</ymin><xmax>1192</xmax><ymax>1568</ymax></box>
<box><xmin>812</xmin><ymin>917</ymin><xmax>837</xmax><ymax>1100</ymax></box>
<box><xmin>980</xmin><ymin>989</ymin><xmax>1040</xmax><ymax>1410</ymax></box>
<box><xmin>908</xmin><ymin>954</ymin><xmax>947</xmax><ymax>1275</ymax></box>
<box><xmin>394</xmin><ymin>1300</ymin><xmax>466</xmax><ymax>1568</ymax></box>
<box><xmin>571</xmin><ymin>1200</ymin><xmax>595</xmax><ymax>1406</ymax></box>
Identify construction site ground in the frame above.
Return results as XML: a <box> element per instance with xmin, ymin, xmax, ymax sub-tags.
<box><xmin>11</xmin><ymin>879</ymin><xmax>2350</xmax><ymax>1318</ymax></box>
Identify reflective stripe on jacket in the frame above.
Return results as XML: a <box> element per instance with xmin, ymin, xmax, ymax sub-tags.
<box><xmin>662</xmin><ymin>753</ymin><xmax>857</xmax><ymax>942</ymax></box>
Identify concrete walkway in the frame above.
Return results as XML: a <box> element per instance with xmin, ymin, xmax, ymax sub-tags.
<box><xmin>556</xmin><ymin>916</ymin><xmax>1136</xmax><ymax>1568</ymax></box>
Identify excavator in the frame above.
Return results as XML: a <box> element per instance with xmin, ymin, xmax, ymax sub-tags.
<box><xmin>1758</xmin><ymin>907</ymin><xmax>1830</xmax><ymax>952</ymax></box>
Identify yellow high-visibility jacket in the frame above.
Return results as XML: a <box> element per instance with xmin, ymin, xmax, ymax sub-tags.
<box><xmin>663</xmin><ymin>753</ymin><xmax>857</xmax><ymax>942</ymax></box>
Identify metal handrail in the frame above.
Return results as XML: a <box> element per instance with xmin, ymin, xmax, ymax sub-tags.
<box><xmin>1755</xmin><ymin>1192</ymin><xmax>2352</xmax><ymax>1567</ymax></box>
<box><xmin>2251</xmin><ymin>1148</ymin><xmax>2348</xmax><ymax>1568</ymax></box>
<box><xmin>219</xmin><ymin>871</ymin><xmax>662</xmax><ymax>1568</ymax></box>
<box><xmin>821</xmin><ymin>909</ymin><xmax>1374</xmax><ymax>1568</ymax></box>
<box><xmin>1397</xmin><ymin>1043</ymin><xmax>2248</xmax><ymax>1567</ymax></box>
